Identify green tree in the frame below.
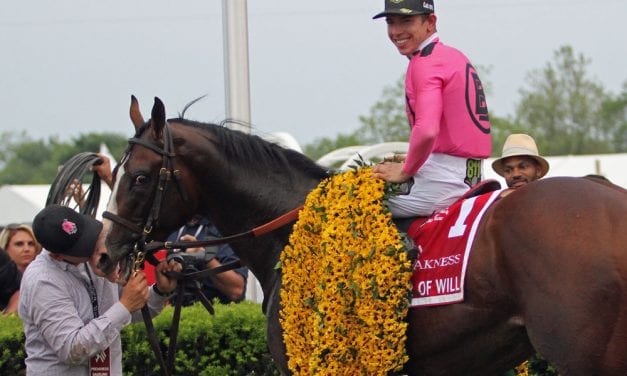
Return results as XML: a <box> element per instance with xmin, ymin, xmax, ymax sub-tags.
<box><xmin>488</xmin><ymin>115</ymin><xmax>519</xmax><ymax>157</ymax></box>
<box><xmin>0</xmin><ymin>132</ymin><xmax>128</xmax><ymax>184</ymax></box>
<box><xmin>304</xmin><ymin>65</ymin><xmax>512</xmax><ymax>160</ymax></box>
<box><xmin>303</xmin><ymin>133</ymin><xmax>363</xmax><ymax>162</ymax></box>
<box><xmin>514</xmin><ymin>45</ymin><xmax>626</xmax><ymax>155</ymax></box>
<box><xmin>355</xmin><ymin>64</ymin><xmax>500</xmax><ymax>148</ymax></box>
<box><xmin>304</xmin><ymin>45</ymin><xmax>625</xmax><ymax>161</ymax></box>
<box><xmin>72</xmin><ymin>132</ymin><xmax>128</xmax><ymax>160</ymax></box>
<box><xmin>600</xmin><ymin>81</ymin><xmax>627</xmax><ymax>152</ymax></box>
<box><xmin>303</xmin><ymin>76</ymin><xmax>409</xmax><ymax>161</ymax></box>
<box><xmin>357</xmin><ymin>75</ymin><xmax>409</xmax><ymax>144</ymax></box>
<box><xmin>0</xmin><ymin>135</ymin><xmax>65</xmax><ymax>184</ymax></box>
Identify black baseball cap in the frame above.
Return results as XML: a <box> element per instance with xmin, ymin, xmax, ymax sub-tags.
<box><xmin>373</xmin><ymin>0</ymin><xmax>435</xmax><ymax>19</ymax></box>
<box><xmin>33</xmin><ymin>205</ymin><xmax>103</xmax><ymax>258</ymax></box>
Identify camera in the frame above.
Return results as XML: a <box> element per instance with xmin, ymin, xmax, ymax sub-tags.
<box><xmin>165</xmin><ymin>246</ymin><xmax>218</xmax><ymax>306</ymax></box>
<box><xmin>166</xmin><ymin>247</ymin><xmax>216</xmax><ymax>274</ymax></box>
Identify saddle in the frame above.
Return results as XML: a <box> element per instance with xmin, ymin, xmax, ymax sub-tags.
<box><xmin>393</xmin><ymin>179</ymin><xmax>502</xmax><ymax>233</ymax></box>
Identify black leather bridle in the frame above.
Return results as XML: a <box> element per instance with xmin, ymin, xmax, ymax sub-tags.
<box><xmin>103</xmin><ymin>121</ymin><xmax>188</xmax><ymax>255</ymax></box>
<box><xmin>101</xmin><ymin>122</ymin><xmax>190</xmax><ymax>376</ymax></box>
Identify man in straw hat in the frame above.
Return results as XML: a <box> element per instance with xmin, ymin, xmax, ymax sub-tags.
<box><xmin>19</xmin><ymin>204</ymin><xmax>181</xmax><ymax>375</ymax></box>
<box><xmin>371</xmin><ymin>0</ymin><xmax>491</xmax><ymax>217</ymax></box>
<box><xmin>492</xmin><ymin>134</ymin><xmax>550</xmax><ymax>189</ymax></box>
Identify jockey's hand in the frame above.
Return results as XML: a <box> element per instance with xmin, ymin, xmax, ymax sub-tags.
<box><xmin>372</xmin><ymin>162</ymin><xmax>412</xmax><ymax>183</ymax></box>
<box><xmin>154</xmin><ymin>259</ymin><xmax>182</xmax><ymax>295</ymax></box>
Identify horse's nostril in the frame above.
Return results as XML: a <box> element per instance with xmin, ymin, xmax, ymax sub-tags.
<box><xmin>97</xmin><ymin>254</ymin><xmax>113</xmax><ymax>274</ymax></box>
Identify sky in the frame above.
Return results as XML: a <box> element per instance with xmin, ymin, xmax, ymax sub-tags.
<box><xmin>1</xmin><ymin>0</ymin><xmax>626</xmax><ymax>149</ymax></box>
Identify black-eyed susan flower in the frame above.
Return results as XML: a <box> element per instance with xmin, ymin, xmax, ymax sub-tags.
<box><xmin>280</xmin><ymin>167</ymin><xmax>412</xmax><ymax>375</ymax></box>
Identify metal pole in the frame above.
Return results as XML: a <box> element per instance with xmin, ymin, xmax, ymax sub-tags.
<box><xmin>222</xmin><ymin>0</ymin><xmax>260</xmax><ymax>303</ymax></box>
<box><xmin>222</xmin><ymin>0</ymin><xmax>252</xmax><ymax>134</ymax></box>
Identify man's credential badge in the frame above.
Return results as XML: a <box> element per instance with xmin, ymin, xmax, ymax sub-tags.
<box><xmin>90</xmin><ymin>347</ymin><xmax>110</xmax><ymax>376</ymax></box>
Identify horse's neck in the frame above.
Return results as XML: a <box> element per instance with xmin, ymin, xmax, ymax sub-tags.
<box><xmin>201</xmin><ymin>172</ymin><xmax>313</xmax><ymax>292</ymax></box>
<box><xmin>182</xmin><ymin>130</ymin><xmax>324</xmax><ymax>294</ymax></box>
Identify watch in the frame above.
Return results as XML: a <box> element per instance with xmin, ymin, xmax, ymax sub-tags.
<box><xmin>152</xmin><ymin>284</ymin><xmax>173</xmax><ymax>297</ymax></box>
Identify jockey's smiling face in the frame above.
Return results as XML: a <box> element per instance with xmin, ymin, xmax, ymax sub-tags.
<box><xmin>386</xmin><ymin>13</ymin><xmax>436</xmax><ymax>56</ymax></box>
<box><xmin>502</xmin><ymin>156</ymin><xmax>543</xmax><ymax>189</ymax></box>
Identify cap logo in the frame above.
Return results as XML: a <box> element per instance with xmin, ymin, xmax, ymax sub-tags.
<box><xmin>400</xmin><ymin>8</ymin><xmax>413</xmax><ymax>14</ymax></box>
<box><xmin>390</xmin><ymin>0</ymin><xmax>404</xmax><ymax>3</ymax></box>
<box><xmin>62</xmin><ymin>219</ymin><xmax>78</xmax><ymax>235</ymax></box>
<box><xmin>423</xmin><ymin>1</ymin><xmax>434</xmax><ymax>11</ymax></box>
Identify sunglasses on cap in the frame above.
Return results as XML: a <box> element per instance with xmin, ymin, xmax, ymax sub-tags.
<box><xmin>2</xmin><ymin>223</ymin><xmax>31</xmax><ymax>232</ymax></box>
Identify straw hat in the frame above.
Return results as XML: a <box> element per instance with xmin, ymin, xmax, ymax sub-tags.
<box><xmin>492</xmin><ymin>134</ymin><xmax>549</xmax><ymax>178</ymax></box>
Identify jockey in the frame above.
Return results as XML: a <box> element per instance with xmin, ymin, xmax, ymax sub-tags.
<box><xmin>371</xmin><ymin>0</ymin><xmax>491</xmax><ymax>218</ymax></box>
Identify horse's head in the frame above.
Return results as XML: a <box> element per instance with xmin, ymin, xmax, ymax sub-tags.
<box><xmin>99</xmin><ymin>96</ymin><xmax>198</xmax><ymax>279</ymax></box>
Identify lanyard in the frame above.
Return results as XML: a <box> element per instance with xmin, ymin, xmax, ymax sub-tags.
<box><xmin>176</xmin><ymin>224</ymin><xmax>204</xmax><ymax>241</ymax></box>
<box><xmin>174</xmin><ymin>224</ymin><xmax>205</xmax><ymax>252</ymax></box>
<box><xmin>82</xmin><ymin>264</ymin><xmax>110</xmax><ymax>376</ymax></box>
<box><xmin>83</xmin><ymin>264</ymin><xmax>99</xmax><ymax>319</ymax></box>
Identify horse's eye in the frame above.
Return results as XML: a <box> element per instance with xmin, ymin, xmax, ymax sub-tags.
<box><xmin>134</xmin><ymin>175</ymin><xmax>148</xmax><ymax>186</ymax></box>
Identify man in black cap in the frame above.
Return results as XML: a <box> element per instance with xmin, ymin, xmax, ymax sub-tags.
<box><xmin>372</xmin><ymin>0</ymin><xmax>492</xmax><ymax>218</ymax></box>
<box><xmin>18</xmin><ymin>205</ymin><xmax>181</xmax><ymax>376</ymax></box>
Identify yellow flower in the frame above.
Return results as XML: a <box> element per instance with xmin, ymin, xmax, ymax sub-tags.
<box><xmin>280</xmin><ymin>167</ymin><xmax>412</xmax><ymax>374</ymax></box>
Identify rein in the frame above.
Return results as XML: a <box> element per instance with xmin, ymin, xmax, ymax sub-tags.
<box><xmin>103</xmin><ymin>121</ymin><xmax>303</xmax><ymax>376</ymax></box>
<box><xmin>137</xmin><ymin>206</ymin><xmax>301</xmax><ymax>376</ymax></box>
<box><xmin>143</xmin><ymin>205</ymin><xmax>303</xmax><ymax>253</ymax></box>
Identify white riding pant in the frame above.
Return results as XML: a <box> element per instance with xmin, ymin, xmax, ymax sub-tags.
<box><xmin>388</xmin><ymin>153</ymin><xmax>483</xmax><ymax>218</ymax></box>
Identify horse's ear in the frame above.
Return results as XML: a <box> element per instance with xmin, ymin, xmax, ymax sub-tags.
<box><xmin>129</xmin><ymin>95</ymin><xmax>145</xmax><ymax>130</ymax></box>
<box><xmin>150</xmin><ymin>97</ymin><xmax>166</xmax><ymax>140</ymax></box>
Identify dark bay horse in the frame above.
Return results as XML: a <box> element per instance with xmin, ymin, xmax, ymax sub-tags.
<box><xmin>100</xmin><ymin>97</ymin><xmax>627</xmax><ymax>375</ymax></box>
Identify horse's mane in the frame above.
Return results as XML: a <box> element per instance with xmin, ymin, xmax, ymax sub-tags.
<box><xmin>133</xmin><ymin>118</ymin><xmax>329</xmax><ymax>180</ymax></box>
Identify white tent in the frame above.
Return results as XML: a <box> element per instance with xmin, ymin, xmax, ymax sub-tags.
<box><xmin>0</xmin><ymin>144</ymin><xmax>116</xmax><ymax>227</ymax></box>
<box><xmin>0</xmin><ymin>185</ymin><xmax>49</xmax><ymax>226</ymax></box>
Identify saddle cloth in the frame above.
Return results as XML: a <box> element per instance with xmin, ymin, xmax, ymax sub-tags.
<box><xmin>408</xmin><ymin>187</ymin><xmax>502</xmax><ymax>307</ymax></box>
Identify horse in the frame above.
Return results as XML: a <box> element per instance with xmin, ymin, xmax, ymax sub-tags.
<box><xmin>100</xmin><ymin>97</ymin><xmax>627</xmax><ymax>375</ymax></box>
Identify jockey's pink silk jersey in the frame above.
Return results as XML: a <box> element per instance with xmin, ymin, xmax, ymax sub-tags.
<box><xmin>403</xmin><ymin>39</ymin><xmax>491</xmax><ymax>176</ymax></box>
